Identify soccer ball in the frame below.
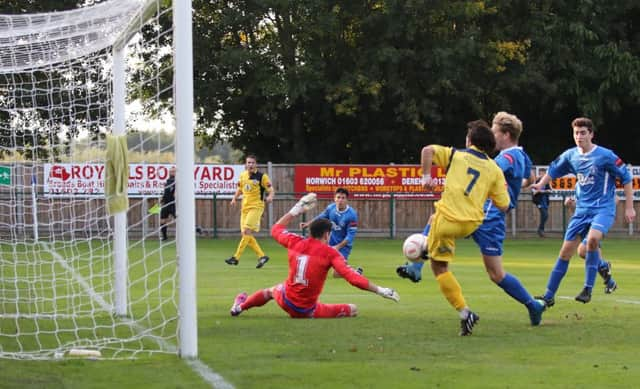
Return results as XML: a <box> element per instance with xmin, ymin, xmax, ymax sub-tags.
<box><xmin>402</xmin><ymin>233</ymin><xmax>426</xmax><ymax>262</ymax></box>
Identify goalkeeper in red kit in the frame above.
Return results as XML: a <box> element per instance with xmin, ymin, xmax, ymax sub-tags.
<box><xmin>230</xmin><ymin>193</ymin><xmax>400</xmax><ymax>318</ymax></box>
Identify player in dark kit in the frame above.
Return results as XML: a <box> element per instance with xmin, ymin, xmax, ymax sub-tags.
<box><xmin>160</xmin><ymin>166</ymin><xmax>176</xmax><ymax>241</ymax></box>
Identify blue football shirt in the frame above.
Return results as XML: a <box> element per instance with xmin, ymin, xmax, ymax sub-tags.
<box><xmin>548</xmin><ymin>145</ymin><xmax>631</xmax><ymax>209</ymax></box>
<box><xmin>484</xmin><ymin>146</ymin><xmax>532</xmax><ymax>220</ymax></box>
<box><xmin>315</xmin><ymin>203</ymin><xmax>358</xmax><ymax>258</ymax></box>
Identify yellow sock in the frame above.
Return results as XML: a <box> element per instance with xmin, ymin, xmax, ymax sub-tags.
<box><xmin>233</xmin><ymin>236</ymin><xmax>250</xmax><ymax>259</ymax></box>
<box><xmin>436</xmin><ymin>271</ymin><xmax>467</xmax><ymax>311</ymax></box>
<box><xmin>246</xmin><ymin>235</ymin><xmax>265</xmax><ymax>257</ymax></box>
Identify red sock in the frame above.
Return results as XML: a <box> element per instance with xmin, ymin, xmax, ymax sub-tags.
<box><xmin>241</xmin><ymin>289</ymin><xmax>272</xmax><ymax>310</ymax></box>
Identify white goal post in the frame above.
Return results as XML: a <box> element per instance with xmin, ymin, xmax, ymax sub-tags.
<box><xmin>0</xmin><ymin>0</ymin><xmax>197</xmax><ymax>359</ymax></box>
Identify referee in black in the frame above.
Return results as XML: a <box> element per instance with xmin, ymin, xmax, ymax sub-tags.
<box><xmin>160</xmin><ymin>166</ymin><xmax>176</xmax><ymax>241</ymax></box>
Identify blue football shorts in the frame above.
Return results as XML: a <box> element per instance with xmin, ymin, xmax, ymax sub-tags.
<box><xmin>565</xmin><ymin>207</ymin><xmax>615</xmax><ymax>242</ymax></box>
<box><xmin>471</xmin><ymin>216</ymin><xmax>505</xmax><ymax>256</ymax></box>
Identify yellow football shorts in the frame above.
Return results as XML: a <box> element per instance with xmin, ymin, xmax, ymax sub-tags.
<box><xmin>240</xmin><ymin>207</ymin><xmax>264</xmax><ymax>232</ymax></box>
<box><xmin>427</xmin><ymin>211</ymin><xmax>480</xmax><ymax>262</ymax></box>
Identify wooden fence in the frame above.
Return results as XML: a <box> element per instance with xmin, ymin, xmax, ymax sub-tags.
<box><xmin>1</xmin><ymin>163</ymin><xmax>638</xmax><ymax>240</ymax></box>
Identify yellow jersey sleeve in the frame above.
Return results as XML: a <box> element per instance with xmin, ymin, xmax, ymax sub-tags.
<box><xmin>260</xmin><ymin>173</ymin><xmax>272</xmax><ymax>193</ymax></box>
<box><xmin>488</xmin><ymin>169</ymin><xmax>510</xmax><ymax>209</ymax></box>
<box><xmin>432</xmin><ymin>145</ymin><xmax>454</xmax><ymax>168</ymax></box>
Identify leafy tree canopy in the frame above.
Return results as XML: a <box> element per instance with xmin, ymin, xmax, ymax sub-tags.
<box><xmin>4</xmin><ymin>1</ymin><xmax>640</xmax><ymax>164</ymax></box>
<box><xmin>193</xmin><ymin>0</ymin><xmax>640</xmax><ymax>164</ymax></box>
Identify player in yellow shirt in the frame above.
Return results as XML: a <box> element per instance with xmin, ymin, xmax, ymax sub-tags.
<box><xmin>421</xmin><ymin>120</ymin><xmax>510</xmax><ymax>336</ymax></box>
<box><xmin>225</xmin><ymin>155</ymin><xmax>275</xmax><ymax>268</ymax></box>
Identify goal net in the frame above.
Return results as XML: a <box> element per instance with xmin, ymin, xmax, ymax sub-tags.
<box><xmin>0</xmin><ymin>0</ymin><xmax>197</xmax><ymax>359</ymax></box>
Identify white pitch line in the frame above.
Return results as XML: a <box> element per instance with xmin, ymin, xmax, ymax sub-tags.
<box><xmin>186</xmin><ymin>359</ymin><xmax>235</xmax><ymax>389</ymax></box>
<box><xmin>44</xmin><ymin>242</ymin><xmax>113</xmax><ymax>311</ymax></box>
<box><xmin>44</xmin><ymin>242</ymin><xmax>234</xmax><ymax>389</ymax></box>
<box><xmin>557</xmin><ymin>295</ymin><xmax>640</xmax><ymax>305</ymax></box>
<box><xmin>614</xmin><ymin>299</ymin><xmax>640</xmax><ymax>305</ymax></box>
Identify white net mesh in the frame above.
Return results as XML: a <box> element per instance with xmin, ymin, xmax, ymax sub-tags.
<box><xmin>0</xmin><ymin>0</ymin><xmax>181</xmax><ymax>359</ymax></box>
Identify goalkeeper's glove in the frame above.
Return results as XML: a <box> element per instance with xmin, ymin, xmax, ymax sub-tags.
<box><xmin>289</xmin><ymin>193</ymin><xmax>318</xmax><ymax>216</ymax></box>
<box><xmin>376</xmin><ymin>286</ymin><xmax>400</xmax><ymax>302</ymax></box>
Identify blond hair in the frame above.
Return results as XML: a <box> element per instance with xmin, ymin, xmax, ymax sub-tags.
<box><xmin>492</xmin><ymin>111</ymin><xmax>523</xmax><ymax>141</ymax></box>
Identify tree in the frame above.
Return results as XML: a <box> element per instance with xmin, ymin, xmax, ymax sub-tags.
<box><xmin>194</xmin><ymin>0</ymin><xmax>510</xmax><ymax>163</ymax></box>
<box><xmin>5</xmin><ymin>1</ymin><xmax>640</xmax><ymax>164</ymax></box>
<box><xmin>476</xmin><ymin>0</ymin><xmax>640</xmax><ymax>163</ymax></box>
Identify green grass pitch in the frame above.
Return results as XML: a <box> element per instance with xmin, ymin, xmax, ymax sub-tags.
<box><xmin>1</xmin><ymin>237</ymin><xmax>639</xmax><ymax>388</ymax></box>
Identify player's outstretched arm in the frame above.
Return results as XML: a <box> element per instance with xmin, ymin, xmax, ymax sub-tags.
<box><xmin>530</xmin><ymin>173</ymin><xmax>552</xmax><ymax>192</ymax></box>
<box><xmin>275</xmin><ymin>193</ymin><xmax>318</xmax><ymax>227</ymax></box>
<box><xmin>420</xmin><ymin>145</ymin><xmax>436</xmax><ymax>190</ymax></box>
<box><xmin>368</xmin><ymin>282</ymin><xmax>400</xmax><ymax>302</ymax></box>
<box><xmin>329</xmin><ymin>252</ymin><xmax>399</xmax><ymax>302</ymax></box>
<box><xmin>288</xmin><ymin>193</ymin><xmax>317</xmax><ymax>216</ymax></box>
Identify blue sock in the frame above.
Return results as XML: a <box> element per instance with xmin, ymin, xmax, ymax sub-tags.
<box><xmin>585</xmin><ymin>250</ymin><xmax>600</xmax><ymax>288</ymax></box>
<box><xmin>544</xmin><ymin>258</ymin><xmax>569</xmax><ymax>300</ymax></box>
<box><xmin>422</xmin><ymin>224</ymin><xmax>431</xmax><ymax>236</ymax></box>
<box><xmin>498</xmin><ymin>273</ymin><xmax>535</xmax><ymax>307</ymax></box>
<box><xmin>410</xmin><ymin>261</ymin><xmax>424</xmax><ymax>271</ymax></box>
<box><xmin>598</xmin><ymin>258</ymin><xmax>608</xmax><ymax>270</ymax></box>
